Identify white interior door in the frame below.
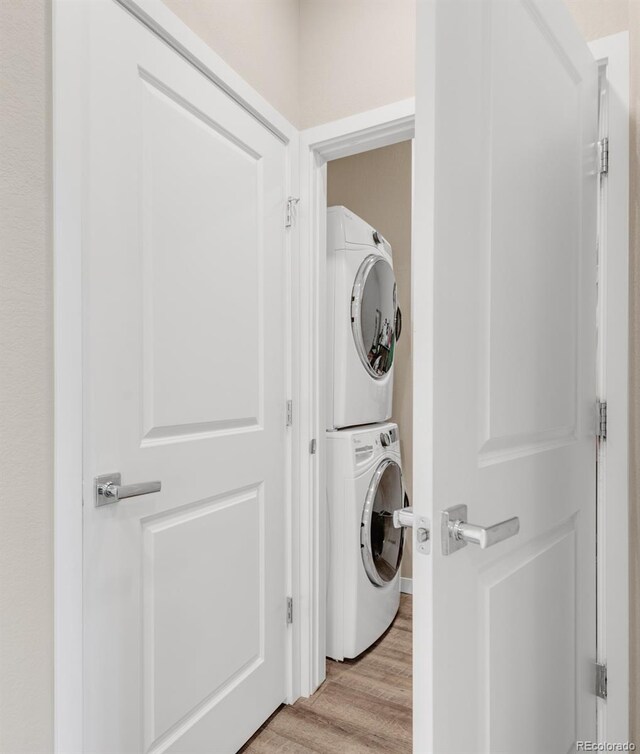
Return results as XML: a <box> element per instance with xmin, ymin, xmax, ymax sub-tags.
<box><xmin>413</xmin><ymin>1</ymin><xmax>598</xmax><ymax>751</ymax></box>
<box><xmin>82</xmin><ymin>2</ymin><xmax>290</xmax><ymax>752</ymax></box>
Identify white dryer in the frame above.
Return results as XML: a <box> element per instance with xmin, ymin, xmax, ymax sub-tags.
<box><xmin>326</xmin><ymin>422</ymin><xmax>406</xmax><ymax>661</ymax></box>
<box><xmin>327</xmin><ymin>206</ymin><xmax>401</xmax><ymax>430</ymax></box>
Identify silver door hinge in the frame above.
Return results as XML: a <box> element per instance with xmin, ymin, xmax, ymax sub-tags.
<box><xmin>598</xmin><ymin>137</ymin><xmax>609</xmax><ymax>176</ymax></box>
<box><xmin>596</xmin><ymin>662</ymin><xmax>607</xmax><ymax>700</ymax></box>
<box><xmin>285</xmin><ymin>196</ymin><xmax>300</xmax><ymax>228</ymax></box>
<box><xmin>597</xmin><ymin>399</ymin><xmax>607</xmax><ymax>440</ymax></box>
<box><xmin>310</xmin><ymin>438</ymin><xmax>317</xmax><ymax>455</ymax></box>
<box><xmin>286</xmin><ymin>400</ymin><xmax>293</xmax><ymax>427</ymax></box>
<box><xmin>286</xmin><ymin>597</ymin><xmax>293</xmax><ymax>624</ymax></box>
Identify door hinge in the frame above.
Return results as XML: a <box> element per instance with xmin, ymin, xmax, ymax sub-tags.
<box><xmin>286</xmin><ymin>597</ymin><xmax>293</xmax><ymax>624</ymax></box>
<box><xmin>310</xmin><ymin>438</ymin><xmax>317</xmax><ymax>455</ymax></box>
<box><xmin>596</xmin><ymin>662</ymin><xmax>607</xmax><ymax>700</ymax></box>
<box><xmin>286</xmin><ymin>400</ymin><xmax>293</xmax><ymax>427</ymax></box>
<box><xmin>285</xmin><ymin>196</ymin><xmax>300</xmax><ymax>228</ymax></box>
<box><xmin>598</xmin><ymin>137</ymin><xmax>609</xmax><ymax>176</ymax></box>
<box><xmin>597</xmin><ymin>399</ymin><xmax>607</xmax><ymax>440</ymax></box>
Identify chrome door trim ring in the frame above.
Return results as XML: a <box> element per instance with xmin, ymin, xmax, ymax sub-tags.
<box><xmin>360</xmin><ymin>458</ymin><xmax>405</xmax><ymax>587</ymax></box>
<box><xmin>351</xmin><ymin>254</ymin><xmax>397</xmax><ymax>381</ymax></box>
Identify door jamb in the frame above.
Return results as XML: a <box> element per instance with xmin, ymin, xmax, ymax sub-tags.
<box><xmin>53</xmin><ymin>1</ymin><xmax>298</xmax><ymax>749</ymax></box>
<box><xmin>589</xmin><ymin>31</ymin><xmax>630</xmax><ymax>743</ymax></box>
<box><xmin>296</xmin><ymin>100</ymin><xmax>416</xmax><ymax>695</ymax></box>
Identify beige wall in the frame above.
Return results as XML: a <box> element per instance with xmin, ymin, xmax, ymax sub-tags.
<box><xmin>162</xmin><ymin>0</ymin><xmax>301</xmax><ymax>124</ymax></box>
<box><xmin>564</xmin><ymin>0</ymin><xmax>629</xmax><ymax>39</ymax></box>
<box><xmin>162</xmin><ymin>0</ymin><xmax>416</xmax><ymax>129</ymax></box>
<box><xmin>0</xmin><ymin>0</ymin><xmax>53</xmax><ymax>752</ymax></box>
<box><xmin>327</xmin><ymin>142</ymin><xmax>413</xmax><ymax>578</ymax></box>
<box><xmin>298</xmin><ymin>0</ymin><xmax>416</xmax><ymax>128</ymax></box>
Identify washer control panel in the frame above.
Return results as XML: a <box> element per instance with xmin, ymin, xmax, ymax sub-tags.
<box><xmin>351</xmin><ymin>424</ymin><xmax>399</xmax><ymax>466</ymax></box>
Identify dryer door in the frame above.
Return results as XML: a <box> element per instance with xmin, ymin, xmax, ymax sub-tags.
<box><xmin>351</xmin><ymin>255</ymin><xmax>397</xmax><ymax>379</ymax></box>
<box><xmin>361</xmin><ymin>458</ymin><xmax>405</xmax><ymax>586</ymax></box>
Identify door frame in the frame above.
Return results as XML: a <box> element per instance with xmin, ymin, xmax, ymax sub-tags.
<box><xmin>297</xmin><ymin>99</ymin><xmax>416</xmax><ymax>695</ymax></box>
<box><xmin>589</xmin><ymin>31</ymin><xmax>630</xmax><ymax>743</ymax></box>
<box><xmin>52</xmin><ymin>1</ymin><xmax>298</xmax><ymax>750</ymax></box>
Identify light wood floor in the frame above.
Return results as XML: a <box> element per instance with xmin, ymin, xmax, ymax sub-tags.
<box><xmin>241</xmin><ymin>594</ymin><xmax>412</xmax><ymax>753</ymax></box>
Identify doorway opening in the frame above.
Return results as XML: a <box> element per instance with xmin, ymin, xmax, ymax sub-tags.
<box><xmin>252</xmin><ymin>112</ymin><xmax>417</xmax><ymax>749</ymax></box>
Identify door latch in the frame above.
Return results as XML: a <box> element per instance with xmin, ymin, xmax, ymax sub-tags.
<box><xmin>393</xmin><ymin>506</ymin><xmax>431</xmax><ymax>554</ymax></box>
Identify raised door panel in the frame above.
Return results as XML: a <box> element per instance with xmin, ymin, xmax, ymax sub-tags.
<box><xmin>480</xmin><ymin>521</ymin><xmax>577</xmax><ymax>753</ymax></box>
<box><xmin>142</xmin><ymin>486</ymin><xmax>263</xmax><ymax>749</ymax></box>
<box><xmin>480</xmin><ymin>0</ymin><xmax>585</xmax><ymax>464</ymax></box>
<box><xmin>140</xmin><ymin>72</ymin><xmax>263</xmax><ymax>445</ymax></box>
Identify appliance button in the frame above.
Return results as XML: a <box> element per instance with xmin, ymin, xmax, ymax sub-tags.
<box><xmin>380</xmin><ymin>432</ymin><xmax>391</xmax><ymax>447</ymax></box>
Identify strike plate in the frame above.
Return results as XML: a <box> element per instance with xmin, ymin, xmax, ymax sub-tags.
<box><xmin>441</xmin><ymin>504</ymin><xmax>468</xmax><ymax>556</ymax></box>
<box><xmin>415</xmin><ymin>515</ymin><xmax>431</xmax><ymax>555</ymax></box>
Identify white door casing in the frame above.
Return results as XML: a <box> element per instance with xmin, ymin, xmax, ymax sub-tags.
<box><xmin>82</xmin><ymin>1</ymin><xmax>291</xmax><ymax>751</ymax></box>
<box><xmin>413</xmin><ymin>1</ymin><xmax>598</xmax><ymax>752</ymax></box>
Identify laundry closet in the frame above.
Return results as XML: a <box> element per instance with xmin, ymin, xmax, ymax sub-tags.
<box><xmin>323</xmin><ymin>142</ymin><xmax>413</xmax><ymax>666</ymax></box>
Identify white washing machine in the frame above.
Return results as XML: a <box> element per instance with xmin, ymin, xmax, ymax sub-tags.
<box><xmin>327</xmin><ymin>206</ymin><xmax>401</xmax><ymax>430</ymax></box>
<box><xmin>326</xmin><ymin>422</ymin><xmax>406</xmax><ymax>661</ymax></box>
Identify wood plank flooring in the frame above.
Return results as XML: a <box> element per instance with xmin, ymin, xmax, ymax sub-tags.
<box><xmin>241</xmin><ymin>594</ymin><xmax>412</xmax><ymax>753</ymax></box>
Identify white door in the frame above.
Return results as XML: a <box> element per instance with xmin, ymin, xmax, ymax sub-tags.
<box><xmin>82</xmin><ymin>2</ymin><xmax>290</xmax><ymax>752</ymax></box>
<box><xmin>413</xmin><ymin>1</ymin><xmax>598</xmax><ymax>751</ymax></box>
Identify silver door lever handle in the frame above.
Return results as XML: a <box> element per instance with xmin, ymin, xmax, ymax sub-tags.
<box><xmin>95</xmin><ymin>472</ymin><xmax>161</xmax><ymax>507</ymax></box>
<box><xmin>441</xmin><ymin>504</ymin><xmax>519</xmax><ymax>555</ymax></box>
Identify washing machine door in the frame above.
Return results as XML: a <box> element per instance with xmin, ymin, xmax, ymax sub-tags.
<box><xmin>361</xmin><ymin>458</ymin><xmax>406</xmax><ymax>587</ymax></box>
<box><xmin>351</xmin><ymin>255</ymin><xmax>397</xmax><ymax>379</ymax></box>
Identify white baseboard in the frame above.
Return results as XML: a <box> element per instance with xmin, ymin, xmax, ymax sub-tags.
<box><xmin>400</xmin><ymin>577</ymin><xmax>413</xmax><ymax>595</ymax></box>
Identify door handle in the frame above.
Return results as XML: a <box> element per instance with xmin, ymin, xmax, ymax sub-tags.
<box><xmin>94</xmin><ymin>472</ymin><xmax>161</xmax><ymax>507</ymax></box>
<box><xmin>441</xmin><ymin>504</ymin><xmax>519</xmax><ymax>555</ymax></box>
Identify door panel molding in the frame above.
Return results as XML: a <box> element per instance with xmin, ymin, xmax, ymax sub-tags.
<box><xmin>141</xmin><ymin>486</ymin><xmax>264</xmax><ymax>750</ymax></box>
<box><xmin>115</xmin><ymin>0</ymin><xmax>292</xmax><ymax>143</ymax></box>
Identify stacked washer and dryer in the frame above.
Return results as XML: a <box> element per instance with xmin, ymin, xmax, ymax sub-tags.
<box><xmin>326</xmin><ymin>206</ymin><xmax>407</xmax><ymax>661</ymax></box>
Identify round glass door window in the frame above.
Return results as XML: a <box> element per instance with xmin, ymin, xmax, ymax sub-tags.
<box><xmin>351</xmin><ymin>256</ymin><xmax>397</xmax><ymax>379</ymax></box>
<box><xmin>361</xmin><ymin>459</ymin><xmax>405</xmax><ymax>587</ymax></box>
